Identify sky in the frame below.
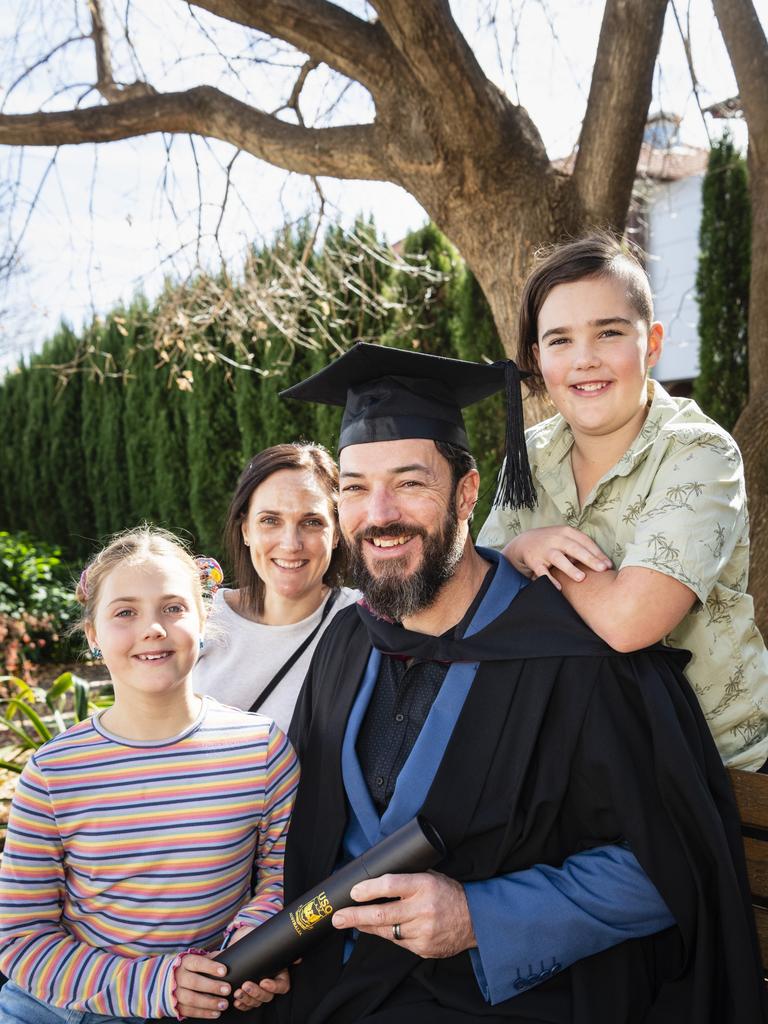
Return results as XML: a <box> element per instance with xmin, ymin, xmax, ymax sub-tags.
<box><xmin>0</xmin><ymin>0</ymin><xmax>755</xmax><ymax>366</ymax></box>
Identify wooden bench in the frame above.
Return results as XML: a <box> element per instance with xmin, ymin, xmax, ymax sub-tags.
<box><xmin>729</xmin><ymin>768</ymin><xmax>768</xmax><ymax>969</ymax></box>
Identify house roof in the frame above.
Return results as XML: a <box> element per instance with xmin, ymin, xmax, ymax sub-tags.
<box><xmin>553</xmin><ymin>141</ymin><xmax>708</xmax><ymax>182</ymax></box>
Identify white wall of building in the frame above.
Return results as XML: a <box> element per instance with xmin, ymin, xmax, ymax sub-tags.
<box><xmin>646</xmin><ymin>174</ymin><xmax>702</xmax><ymax>384</ymax></box>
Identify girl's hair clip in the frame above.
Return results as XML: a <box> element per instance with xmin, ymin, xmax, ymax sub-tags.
<box><xmin>195</xmin><ymin>556</ymin><xmax>224</xmax><ymax>597</ymax></box>
<box><xmin>78</xmin><ymin>568</ymin><xmax>89</xmax><ymax>600</ymax></box>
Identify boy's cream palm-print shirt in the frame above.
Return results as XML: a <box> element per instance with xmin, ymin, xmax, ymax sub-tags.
<box><xmin>479</xmin><ymin>380</ymin><xmax>768</xmax><ymax>770</ymax></box>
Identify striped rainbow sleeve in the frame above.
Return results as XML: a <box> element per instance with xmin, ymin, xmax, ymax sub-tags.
<box><xmin>228</xmin><ymin>722</ymin><xmax>300</xmax><ymax>932</ymax></box>
<box><xmin>0</xmin><ymin>756</ymin><xmax>181</xmax><ymax>1018</ymax></box>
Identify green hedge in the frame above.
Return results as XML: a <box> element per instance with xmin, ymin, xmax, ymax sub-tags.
<box><xmin>0</xmin><ymin>221</ymin><xmax>505</xmax><ymax>566</ymax></box>
<box><xmin>693</xmin><ymin>132</ymin><xmax>750</xmax><ymax>431</ymax></box>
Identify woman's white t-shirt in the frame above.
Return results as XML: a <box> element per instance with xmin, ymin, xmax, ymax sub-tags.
<box><xmin>192</xmin><ymin>586</ymin><xmax>359</xmax><ymax>733</ymax></box>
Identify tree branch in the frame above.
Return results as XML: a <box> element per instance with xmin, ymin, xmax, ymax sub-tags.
<box><xmin>670</xmin><ymin>0</ymin><xmax>711</xmax><ymax>144</ymax></box>
<box><xmin>572</xmin><ymin>0</ymin><xmax>669</xmax><ymax>227</ymax></box>
<box><xmin>3</xmin><ymin>35</ymin><xmax>89</xmax><ymax>112</ymax></box>
<box><xmin>711</xmin><ymin>0</ymin><xmax>768</xmax><ymax>139</ymax></box>
<box><xmin>0</xmin><ymin>86</ymin><xmax>389</xmax><ymax>180</ymax></box>
<box><xmin>189</xmin><ymin>0</ymin><xmax>398</xmax><ymax>95</ymax></box>
<box><xmin>364</xmin><ymin>0</ymin><xmax>549</xmax><ymax>178</ymax></box>
<box><xmin>368</xmin><ymin>0</ymin><xmax>502</xmax><ymax>122</ymax></box>
<box><xmin>88</xmin><ymin>0</ymin><xmax>156</xmax><ymax>103</ymax></box>
<box><xmin>272</xmin><ymin>57</ymin><xmax>319</xmax><ymax>117</ymax></box>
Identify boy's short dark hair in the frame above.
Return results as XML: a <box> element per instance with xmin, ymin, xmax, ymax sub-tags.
<box><xmin>517</xmin><ymin>232</ymin><xmax>654</xmax><ymax>394</ymax></box>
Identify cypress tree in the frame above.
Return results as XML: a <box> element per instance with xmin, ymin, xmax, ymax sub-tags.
<box><xmin>233</xmin><ymin>345</ymin><xmax>270</xmax><ymax>464</ymax></box>
<box><xmin>123</xmin><ymin>299</ymin><xmax>163</xmax><ymax>525</ymax></box>
<box><xmin>233</xmin><ymin>237</ymin><xmax>287</xmax><ymax>461</ymax></box>
<box><xmin>235</xmin><ymin>224</ymin><xmax>321</xmax><ymax>461</ymax></box>
<box><xmin>383</xmin><ymin>222</ymin><xmax>459</xmax><ymax>357</ymax></box>
<box><xmin>16</xmin><ymin>358</ymin><xmax>38</xmax><ymax>532</ymax></box>
<box><xmin>693</xmin><ymin>132</ymin><xmax>751</xmax><ymax>431</ymax></box>
<box><xmin>152</xmin><ymin>361</ymin><xmax>193</xmax><ymax>538</ymax></box>
<box><xmin>20</xmin><ymin>354</ymin><xmax>60</xmax><ymax>540</ymax></box>
<box><xmin>0</xmin><ymin>367</ymin><xmax>27</xmax><ymax>533</ymax></box>
<box><xmin>80</xmin><ymin>317</ymin><xmax>129</xmax><ymax>538</ymax></box>
<box><xmin>186</xmin><ymin>324</ymin><xmax>244</xmax><ymax>557</ymax></box>
<box><xmin>233</xmin><ymin>243</ymin><xmax>275</xmax><ymax>464</ymax></box>
<box><xmin>450</xmin><ymin>268</ymin><xmax>507</xmax><ymax>529</ymax></box>
<box><xmin>79</xmin><ymin>321</ymin><xmax>105</xmax><ymax>539</ymax></box>
<box><xmin>234</xmin><ymin>331</ymin><xmax>300</xmax><ymax>462</ymax></box>
<box><xmin>270</xmin><ymin>223</ymin><xmax>322</xmax><ymax>448</ymax></box>
<box><xmin>46</xmin><ymin>326</ymin><xmax>96</xmax><ymax>556</ymax></box>
<box><xmin>304</xmin><ymin>218</ymin><xmax>396</xmax><ymax>451</ymax></box>
<box><xmin>101</xmin><ymin>320</ymin><xmax>130</xmax><ymax>534</ymax></box>
<box><xmin>0</xmin><ymin>375</ymin><xmax>8</xmax><ymax>527</ymax></box>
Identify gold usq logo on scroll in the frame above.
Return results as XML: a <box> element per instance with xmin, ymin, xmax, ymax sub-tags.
<box><xmin>289</xmin><ymin>891</ymin><xmax>334</xmax><ymax>936</ymax></box>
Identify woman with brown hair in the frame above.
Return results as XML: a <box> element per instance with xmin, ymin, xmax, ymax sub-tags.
<box><xmin>193</xmin><ymin>442</ymin><xmax>357</xmax><ymax>732</ymax></box>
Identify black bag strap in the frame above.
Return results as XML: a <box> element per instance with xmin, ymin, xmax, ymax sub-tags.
<box><xmin>248</xmin><ymin>589</ymin><xmax>340</xmax><ymax>714</ymax></box>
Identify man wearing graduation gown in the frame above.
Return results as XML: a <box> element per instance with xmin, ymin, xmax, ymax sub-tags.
<box><xmin>239</xmin><ymin>345</ymin><xmax>765</xmax><ymax>1023</ymax></box>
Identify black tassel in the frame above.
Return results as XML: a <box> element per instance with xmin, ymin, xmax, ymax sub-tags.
<box><xmin>492</xmin><ymin>361</ymin><xmax>537</xmax><ymax>511</ymax></box>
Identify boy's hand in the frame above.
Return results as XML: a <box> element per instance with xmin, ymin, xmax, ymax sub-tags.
<box><xmin>173</xmin><ymin>929</ymin><xmax>291</xmax><ymax>1018</ymax></box>
<box><xmin>502</xmin><ymin>527</ymin><xmax>612</xmax><ymax>589</ymax></box>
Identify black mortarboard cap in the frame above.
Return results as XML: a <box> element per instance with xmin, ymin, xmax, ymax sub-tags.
<box><xmin>280</xmin><ymin>343</ymin><xmax>536</xmax><ymax>510</ymax></box>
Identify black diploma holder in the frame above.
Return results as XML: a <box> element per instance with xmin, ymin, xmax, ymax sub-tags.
<box><xmin>217</xmin><ymin>815</ymin><xmax>446</xmax><ymax>989</ymax></box>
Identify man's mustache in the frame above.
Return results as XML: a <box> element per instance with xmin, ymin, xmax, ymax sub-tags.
<box><xmin>353</xmin><ymin>524</ymin><xmax>429</xmax><ymax>544</ymax></box>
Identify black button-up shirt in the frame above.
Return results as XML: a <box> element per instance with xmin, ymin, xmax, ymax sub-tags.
<box><xmin>357</xmin><ymin>565</ymin><xmax>494</xmax><ymax>815</ymax></box>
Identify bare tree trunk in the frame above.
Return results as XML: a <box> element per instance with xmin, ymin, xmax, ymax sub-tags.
<box><xmin>733</xmin><ymin>157</ymin><xmax>768</xmax><ymax>634</ymax></box>
<box><xmin>711</xmin><ymin>0</ymin><xmax>768</xmax><ymax>632</ymax></box>
<box><xmin>426</xmin><ymin>178</ymin><xmax>570</xmax><ymax>423</ymax></box>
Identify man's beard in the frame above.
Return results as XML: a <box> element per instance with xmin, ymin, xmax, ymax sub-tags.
<box><xmin>347</xmin><ymin>504</ymin><xmax>463</xmax><ymax>621</ymax></box>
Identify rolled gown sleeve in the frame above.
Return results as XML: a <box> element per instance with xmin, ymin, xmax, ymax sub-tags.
<box><xmin>464</xmin><ymin>844</ymin><xmax>673</xmax><ymax>1004</ymax></box>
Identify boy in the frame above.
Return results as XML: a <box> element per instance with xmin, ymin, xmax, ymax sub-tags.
<box><xmin>479</xmin><ymin>232</ymin><xmax>768</xmax><ymax>770</ymax></box>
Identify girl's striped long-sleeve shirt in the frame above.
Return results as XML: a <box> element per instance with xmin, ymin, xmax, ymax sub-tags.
<box><xmin>0</xmin><ymin>696</ymin><xmax>299</xmax><ymax>1019</ymax></box>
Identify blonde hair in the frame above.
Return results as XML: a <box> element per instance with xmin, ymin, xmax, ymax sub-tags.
<box><xmin>75</xmin><ymin>526</ymin><xmax>205</xmax><ymax>632</ymax></box>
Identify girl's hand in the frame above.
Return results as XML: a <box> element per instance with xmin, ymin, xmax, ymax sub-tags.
<box><xmin>173</xmin><ymin>950</ymin><xmax>232</xmax><ymax>1020</ymax></box>
<box><xmin>502</xmin><ymin>527</ymin><xmax>612</xmax><ymax>589</ymax></box>
<box><xmin>173</xmin><ymin>928</ymin><xmax>291</xmax><ymax>1018</ymax></box>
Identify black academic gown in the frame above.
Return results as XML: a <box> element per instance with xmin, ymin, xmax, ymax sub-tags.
<box><xmin>261</xmin><ymin>577</ymin><xmax>766</xmax><ymax>1024</ymax></box>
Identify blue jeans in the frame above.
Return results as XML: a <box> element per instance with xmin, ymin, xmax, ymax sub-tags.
<box><xmin>0</xmin><ymin>981</ymin><xmax>147</xmax><ymax>1024</ymax></box>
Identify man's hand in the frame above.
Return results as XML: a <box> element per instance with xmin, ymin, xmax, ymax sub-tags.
<box><xmin>502</xmin><ymin>527</ymin><xmax>611</xmax><ymax>588</ymax></box>
<box><xmin>173</xmin><ymin>928</ymin><xmax>291</xmax><ymax>1018</ymax></box>
<box><xmin>230</xmin><ymin>968</ymin><xmax>290</xmax><ymax>1014</ymax></box>
<box><xmin>331</xmin><ymin>871</ymin><xmax>476</xmax><ymax>958</ymax></box>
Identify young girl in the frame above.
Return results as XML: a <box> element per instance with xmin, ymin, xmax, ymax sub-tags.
<box><xmin>478</xmin><ymin>232</ymin><xmax>768</xmax><ymax>771</ymax></box>
<box><xmin>0</xmin><ymin>527</ymin><xmax>299</xmax><ymax>1023</ymax></box>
